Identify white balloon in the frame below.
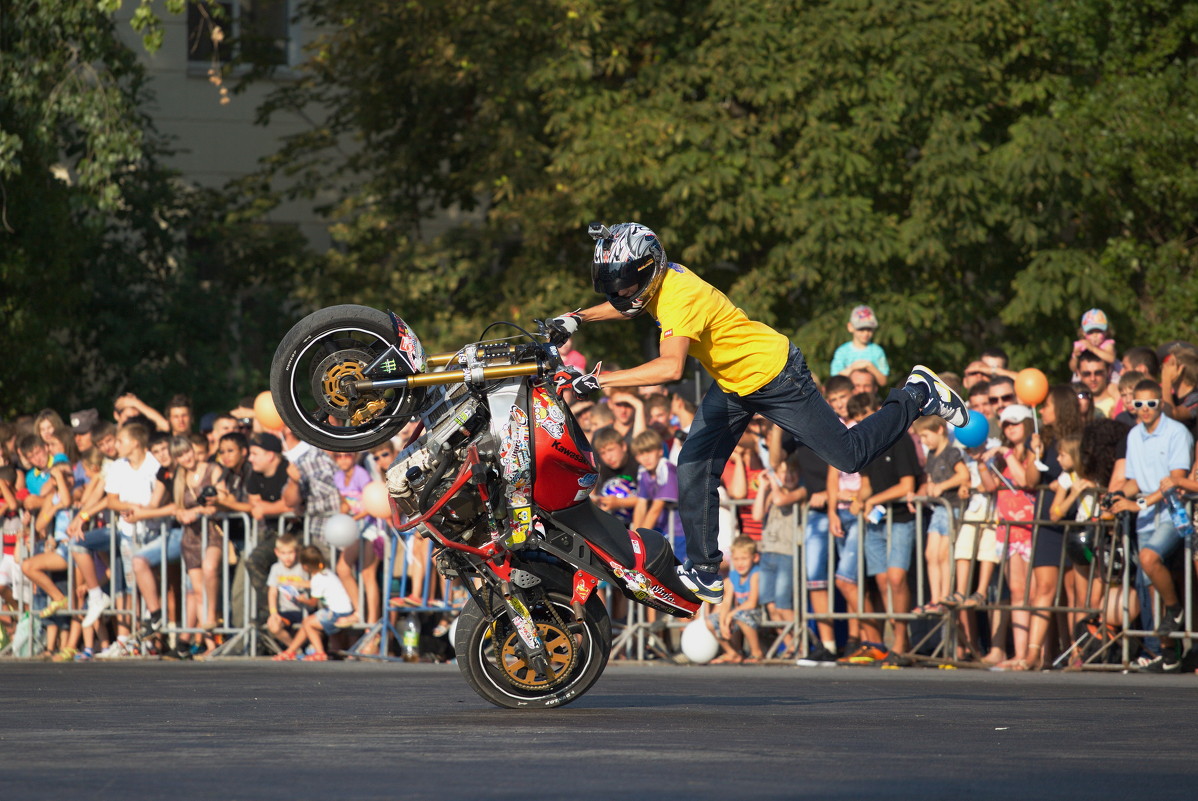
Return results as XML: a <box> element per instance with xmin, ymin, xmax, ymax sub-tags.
<box><xmin>680</xmin><ymin>618</ymin><xmax>720</xmax><ymax>665</ymax></box>
<box><xmin>324</xmin><ymin>513</ymin><xmax>360</xmax><ymax>549</ymax></box>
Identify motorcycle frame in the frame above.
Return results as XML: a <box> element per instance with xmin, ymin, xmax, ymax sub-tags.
<box><xmin>387</xmin><ymin>374</ymin><xmax>700</xmax><ymax>621</ymax></box>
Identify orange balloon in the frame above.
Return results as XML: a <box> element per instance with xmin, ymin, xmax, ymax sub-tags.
<box><xmin>361</xmin><ymin>481</ymin><xmax>393</xmax><ymax>519</ymax></box>
<box><xmin>254</xmin><ymin>390</ymin><xmax>283</xmax><ymax>430</ymax></box>
<box><xmin>1015</xmin><ymin>367</ymin><xmax>1049</xmax><ymax>406</ymax></box>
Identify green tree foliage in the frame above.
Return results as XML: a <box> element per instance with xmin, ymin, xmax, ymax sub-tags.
<box><xmin>8</xmin><ymin>1</ymin><xmax>1198</xmax><ymax>422</ymax></box>
<box><xmin>0</xmin><ymin>1</ymin><xmax>311</xmax><ymax>418</ymax></box>
<box><xmin>999</xmin><ymin>0</ymin><xmax>1198</xmax><ymax>368</ymax></box>
<box><xmin>252</xmin><ymin>0</ymin><xmax>1198</xmax><ymax>382</ymax></box>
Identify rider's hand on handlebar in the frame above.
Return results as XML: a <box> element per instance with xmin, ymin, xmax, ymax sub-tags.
<box><xmin>553</xmin><ymin>365</ymin><xmax>583</xmax><ymax>394</ymax></box>
<box><xmin>554</xmin><ymin>362</ymin><xmax>602</xmax><ymax>399</ymax></box>
<box><xmin>569</xmin><ymin>371</ymin><xmax>601</xmax><ymax>399</ymax></box>
<box><xmin>546</xmin><ymin>311</ymin><xmax>582</xmax><ymax>346</ymax></box>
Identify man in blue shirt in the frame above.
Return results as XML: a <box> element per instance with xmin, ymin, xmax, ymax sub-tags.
<box><xmin>1111</xmin><ymin>378</ymin><xmax>1194</xmax><ymax>671</ymax></box>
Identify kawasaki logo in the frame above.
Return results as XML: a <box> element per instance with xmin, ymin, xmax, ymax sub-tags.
<box><xmin>550</xmin><ymin>439</ymin><xmax>589</xmax><ymax>466</ymax></box>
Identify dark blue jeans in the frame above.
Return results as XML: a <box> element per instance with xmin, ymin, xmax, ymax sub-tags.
<box><xmin>677</xmin><ymin>346</ymin><xmax>920</xmax><ymax>571</ymax></box>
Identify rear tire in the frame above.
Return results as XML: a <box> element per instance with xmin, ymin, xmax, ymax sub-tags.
<box><xmin>269</xmin><ymin>304</ymin><xmax>424</xmax><ymax>452</ymax></box>
<box><xmin>454</xmin><ymin>582</ymin><xmax>611</xmax><ymax>710</ymax></box>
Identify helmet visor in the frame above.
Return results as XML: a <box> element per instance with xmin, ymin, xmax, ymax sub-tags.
<box><xmin>593</xmin><ymin>255</ymin><xmax>654</xmax><ymax>296</ymax></box>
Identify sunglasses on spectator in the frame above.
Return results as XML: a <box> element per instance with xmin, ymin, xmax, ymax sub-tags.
<box><xmin>1076</xmin><ymin>391</ymin><xmax>1091</xmax><ymax>399</ymax></box>
<box><xmin>1079</xmin><ymin>370</ymin><xmax>1106</xmax><ymax>378</ymax></box>
<box><xmin>1132</xmin><ymin>399</ymin><xmax>1161</xmax><ymax>409</ymax></box>
<box><xmin>989</xmin><ymin>393</ymin><xmax>1016</xmax><ymax>404</ymax></box>
<box><xmin>965</xmin><ymin>370</ymin><xmax>988</xmax><ymax>377</ymax></box>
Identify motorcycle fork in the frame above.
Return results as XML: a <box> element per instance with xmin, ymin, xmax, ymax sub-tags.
<box><xmin>446</xmin><ymin>547</ymin><xmax>554</xmax><ymax>678</ymax></box>
<box><xmin>499</xmin><ymin>582</ymin><xmax>553</xmax><ymax>678</ymax></box>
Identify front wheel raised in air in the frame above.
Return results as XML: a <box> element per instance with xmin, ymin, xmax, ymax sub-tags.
<box><xmin>454</xmin><ymin>589</ymin><xmax>612</xmax><ymax>709</ymax></box>
<box><xmin>269</xmin><ymin>304</ymin><xmax>425</xmax><ymax>452</ymax></box>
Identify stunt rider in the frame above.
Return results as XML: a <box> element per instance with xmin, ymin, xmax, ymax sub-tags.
<box><xmin>550</xmin><ymin>222</ymin><xmax>969</xmax><ymax>603</ymax></box>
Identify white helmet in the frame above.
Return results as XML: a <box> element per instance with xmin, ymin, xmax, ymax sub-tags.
<box><xmin>589</xmin><ymin>222</ymin><xmax>667</xmax><ymax>319</ymax></box>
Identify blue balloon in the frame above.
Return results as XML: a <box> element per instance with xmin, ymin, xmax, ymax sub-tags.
<box><xmin>955</xmin><ymin>412</ymin><xmax>989</xmax><ymax>449</ymax></box>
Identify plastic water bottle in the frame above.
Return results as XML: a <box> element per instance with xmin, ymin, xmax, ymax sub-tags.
<box><xmin>1163</xmin><ymin>489</ymin><xmax>1196</xmax><ymax>548</ymax></box>
<box><xmin>402</xmin><ymin>613</ymin><xmax>420</xmax><ymax>663</ymax></box>
<box><xmin>867</xmin><ymin>505</ymin><xmax>887</xmax><ymax>525</ymax></box>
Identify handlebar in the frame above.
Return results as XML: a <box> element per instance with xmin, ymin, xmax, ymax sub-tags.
<box><xmin>353</xmin><ymin>362</ymin><xmax>542</xmax><ymax>391</ymax></box>
<box><xmin>353</xmin><ymin>323</ymin><xmax>563</xmax><ymax>392</ymax></box>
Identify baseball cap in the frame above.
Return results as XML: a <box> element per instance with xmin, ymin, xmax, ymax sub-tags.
<box><xmin>999</xmin><ymin>404</ymin><xmax>1033</xmax><ymax>425</ymax></box>
<box><xmin>1156</xmin><ymin>340</ymin><xmax>1198</xmax><ymax>364</ymax></box>
<box><xmin>1080</xmin><ymin>308</ymin><xmax>1108</xmax><ymax>333</ymax></box>
<box><xmin>849</xmin><ymin>305</ymin><xmax>878</xmax><ymax>330</ymax></box>
<box><xmin>249</xmin><ymin>432</ymin><xmax>283</xmax><ymax>454</ymax></box>
<box><xmin>199</xmin><ymin>412</ymin><xmax>218</xmax><ymax>434</ymax></box>
<box><xmin>69</xmin><ymin>408</ymin><xmax>99</xmax><ymax>435</ymax></box>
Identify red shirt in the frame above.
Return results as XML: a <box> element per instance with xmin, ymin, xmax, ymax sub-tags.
<box><xmin>721</xmin><ymin>463</ymin><xmax>765</xmax><ymax>540</ymax></box>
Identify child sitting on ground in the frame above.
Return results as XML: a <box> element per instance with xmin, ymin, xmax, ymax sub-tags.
<box><xmin>272</xmin><ymin>545</ymin><xmax>355</xmax><ymax>662</ymax></box>
<box><xmin>265</xmin><ymin>534</ymin><xmax>306</xmax><ymax>649</ymax></box>
<box><xmin>708</xmin><ymin>536</ymin><xmax>764</xmax><ymax>664</ymax></box>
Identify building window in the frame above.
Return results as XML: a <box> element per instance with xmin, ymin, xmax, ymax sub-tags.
<box><xmin>187</xmin><ymin>1</ymin><xmax>293</xmax><ymax>68</ymax></box>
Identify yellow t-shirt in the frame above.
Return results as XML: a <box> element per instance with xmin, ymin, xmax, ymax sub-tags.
<box><xmin>647</xmin><ymin>264</ymin><xmax>790</xmax><ymax>396</ymax></box>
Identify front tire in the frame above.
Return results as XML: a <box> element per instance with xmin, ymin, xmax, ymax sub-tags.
<box><xmin>454</xmin><ymin>588</ymin><xmax>611</xmax><ymax>710</ymax></box>
<box><xmin>269</xmin><ymin>304</ymin><xmax>424</xmax><ymax>452</ymax></box>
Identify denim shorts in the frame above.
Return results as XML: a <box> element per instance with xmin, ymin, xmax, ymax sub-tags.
<box><xmin>804</xmin><ymin>509</ymin><xmax>831</xmax><ymax>589</ymax></box>
<box><xmin>927</xmin><ymin>505</ymin><xmax>958</xmax><ymax>537</ymax></box>
<box><xmin>757</xmin><ymin>551</ymin><xmax>794</xmax><ymax>610</ymax></box>
<box><xmin>136</xmin><ymin>527</ymin><xmax>184</xmax><ymax>568</ymax></box>
<box><xmin>278</xmin><ymin>609</ymin><xmax>304</xmax><ymax>628</ymax></box>
<box><xmin>1138</xmin><ymin>514</ymin><xmax>1180</xmax><ymax>559</ymax></box>
<box><xmin>732</xmin><ymin>608</ymin><xmax>764</xmax><ymax>629</ymax></box>
<box><xmin>864</xmin><ymin>519</ymin><xmax>916</xmax><ymax>577</ymax></box>
<box><xmin>834</xmin><ymin>508</ymin><xmax>862</xmax><ymax>584</ymax></box>
<box><xmin>315</xmin><ymin>608</ymin><xmax>354</xmax><ymax>635</ymax></box>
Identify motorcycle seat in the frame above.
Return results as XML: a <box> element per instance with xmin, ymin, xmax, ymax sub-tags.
<box><xmin>552</xmin><ymin>502</ymin><xmax>694</xmax><ymax>599</ymax></box>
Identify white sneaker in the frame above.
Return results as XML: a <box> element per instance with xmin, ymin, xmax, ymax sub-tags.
<box><xmin>675</xmin><ymin>560</ymin><xmax>725</xmax><ymax>604</ymax></box>
<box><xmin>81</xmin><ymin>591</ymin><xmax>111</xmax><ymax>628</ymax></box>
<box><xmin>906</xmin><ymin>365</ymin><xmax>970</xmax><ymax>428</ymax></box>
<box><xmin>97</xmin><ymin>639</ymin><xmax>132</xmax><ymax>659</ymax></box>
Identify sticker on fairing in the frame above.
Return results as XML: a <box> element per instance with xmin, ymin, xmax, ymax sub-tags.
<box><xmin>507</xmin><ymin>597</ymin><xmax>542</xmax><ymax>648</ymax></box>
<box><xmin>499</xmin><ymin>405</ymin><xmax>531</xmax><ymax>490</ymax></box>
<box><xmin>393</xmin><ymin>317</ymin><xmax>427</xmax><ymax>373</ymax></box>
<box><xmin>507</xmin><ymin>505</ymin><xmax>532</xmax><ymax>545</ymax></box>
<box><xmin>533</xmin><ymin>394</ymin><xmax>566</xmax><ymax>440</ymax></box>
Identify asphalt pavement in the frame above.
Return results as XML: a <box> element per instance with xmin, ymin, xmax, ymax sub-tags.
<box><xmin>2</xmin><ymin>659</ymin><xmax>1195</xmax><ymax>800</ymax></box>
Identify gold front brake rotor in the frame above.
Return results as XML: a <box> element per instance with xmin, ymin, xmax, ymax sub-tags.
<box><xmin>321</xmin><ymin>360</ymin><xmax>365</xmax><ymax>411</ymax></box>
<box><xmin>316</xmin><ymin>353</ymin><xmax>388</xmax><ymax>426</ymax></box>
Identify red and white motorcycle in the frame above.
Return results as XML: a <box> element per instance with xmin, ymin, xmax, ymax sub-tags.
<box><xmin>270</xmin><ymin>305</ymin><xmax>701</xmax><ymax>707</ymax></box>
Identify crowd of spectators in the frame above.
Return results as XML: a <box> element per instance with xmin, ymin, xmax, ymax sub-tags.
<box><xmin>570</xmin><ymin>309</ymin><xmax>1198</xmax><ymax>674</ymax></box>
<box><xmin>3</xmin><ymin>307</ymin><xmax>1198</xmax><ymax>674</ymax></box>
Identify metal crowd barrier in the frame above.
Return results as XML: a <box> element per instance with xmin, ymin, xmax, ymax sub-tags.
<box><xmin>611</xmin><ymin>487</ymin><xmax>1197</xmax><ymax>671</ymax></box>
<box><xmin>0</xmin><ymin>507</ymin><xmax>467</xmax><ymax>660</ymax></box>
<box><xmin>5</xmin><ymin>488</ymin><xmax>1194</xmax><ymax>669</ymax></box>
